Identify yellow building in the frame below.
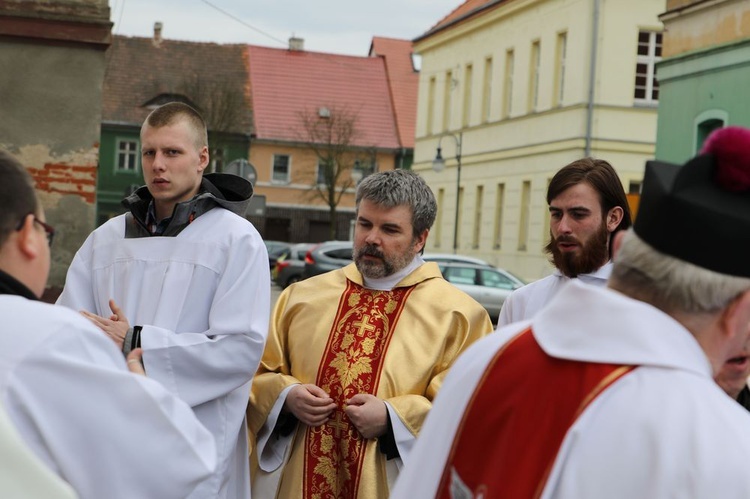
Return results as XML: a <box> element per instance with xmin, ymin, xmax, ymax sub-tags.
<box><xmin>414</xmin><ymin>0</ymin><xmax>665</xmax><ymax>280</ymax></box>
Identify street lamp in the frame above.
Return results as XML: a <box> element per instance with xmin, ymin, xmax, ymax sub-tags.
<box><xmin>432</xmin><ymin>132</ymin><xmax>462</xmax><ymax>254</ymax></box>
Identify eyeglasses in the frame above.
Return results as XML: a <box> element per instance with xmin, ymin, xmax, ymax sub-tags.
<box><xmin>16</xmin><ymin>214</ymin><xmax>56</xmax><ymax>247</ymax></box>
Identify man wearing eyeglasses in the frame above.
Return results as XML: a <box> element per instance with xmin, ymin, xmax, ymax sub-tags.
<box><xmin>0</xmin><ymin>150</ymin><xmax>216</xmax><ymax>498</ymax></box>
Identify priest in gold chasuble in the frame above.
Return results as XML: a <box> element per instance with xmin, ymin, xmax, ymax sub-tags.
<box><xmin>248</xmin><ymin>170</ymin><xmax>493</xmax><ymax>499</ymax></box>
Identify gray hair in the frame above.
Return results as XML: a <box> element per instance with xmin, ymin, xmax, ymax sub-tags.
<box><xmin>610</xmin><ymin>230</ymin><xmax>750</xmax><ymax>314</ymax></box>
<box><xmin>355</xmin><ymin>169</ymin><xmax>437</xmax><ymax>238</ymax></box>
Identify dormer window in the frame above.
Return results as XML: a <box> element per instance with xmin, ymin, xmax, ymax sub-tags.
<box><xmin>142</xmin><ymin>94</ymin><xmax>196</xmax><ymax>110</ymax></box>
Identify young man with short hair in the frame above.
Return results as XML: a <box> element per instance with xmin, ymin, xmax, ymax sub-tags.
<box><xmin>58</xmin><ymin>102</ymin><xmax>269</xmax><ymax>499</ymax></box>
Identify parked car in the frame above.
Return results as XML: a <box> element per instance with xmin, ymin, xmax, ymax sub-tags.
<box><xmin>273</xmin><ymin>243</ymin><xmax>316</xmax><ymax>288</ymax></box>
<box><xmin>423</xmin><ymin>252</ymin><xmax>494</xmax><ymax>267</ymax></box>
<box><xmin>264</xmin><ymin>240</ymin><xmax>292</xmax><ymax>271</ymax></box>
<box><xmin>437</xmin><ymin>262</ymin><xmax>525</xmax><ymax>324</ymax></box>
<box><xmin>302</xmin><ymin>241</ymin><xmax>354</xmax><ymax>279</ymax></box>
<box><xmin>299</xmin><ymin>240</ymin><xmax>500</xmax><ymax>280</ymax></box>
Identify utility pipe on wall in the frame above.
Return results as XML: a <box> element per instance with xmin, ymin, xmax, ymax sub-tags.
<box><xmin>585</xmin><ymin>0</ymin><xmax>601</xmax><ymax>157</ymax></box>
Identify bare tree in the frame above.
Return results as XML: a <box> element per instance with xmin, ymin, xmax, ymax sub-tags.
<box><xmin>177</xmin><ymin>75</ymin><xmax>247</xmax><ymax>172</ymax></box>
<box><xmin>297</xmin><ymin>105</ymin><xmax>375</xmax><ymax>240</ymax></box>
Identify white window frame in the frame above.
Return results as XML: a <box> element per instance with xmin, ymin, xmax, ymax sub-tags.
<box><xmin>529</xmin><ymin>40</ymin><xmax>541</xmax><ymax>112</ymax></box>
<box><xmin>353</xmin><ymin>159</ymin><xmax>376</xmax><ymax>180</ymax></box>
<box><xmin>272</xmin><ymin>154</ymin><xmax>291</xmax><ymax>183</ymax></box>
<box><xmin>482</xmin><ymin>57</ymin><xmax>493</xmax><ymax>123</ymax></box>
<box><xmin>116</xmin><ymin>139</ymin><xmax>139</xmax><ymax>172</ymax></box>
<box><xmin>554</xmin><ymin>32</ymin><xmax>567</xmax><ymax>107</ymax></box>
<box><xmin>316</xmin><ymin>159</ymin><xmax>329</xmax><ymax>185</ymax></box>
<box><xmin>503</xmin><ymin>49</ymin><xmax>515</xmax><ymax>118</ymax></box>
<box><xmin>634</xmin><ymin>30</ymin><xmax>662</xmax><ymax>105</ymax></box>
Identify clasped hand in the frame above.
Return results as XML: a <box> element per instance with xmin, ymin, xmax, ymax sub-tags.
<box><xmin>285</xmin><ymin>385</ymin><xmax>388</xmax><ymax>439</ymax></box>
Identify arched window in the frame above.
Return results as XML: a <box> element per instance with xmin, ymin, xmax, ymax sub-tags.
<box><xmin>693</xmin><ymin>110</ymin><xmax>728</xmax><ymax>153</ymax></box>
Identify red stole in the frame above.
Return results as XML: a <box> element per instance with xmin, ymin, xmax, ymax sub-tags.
<box><xmin>303</xmin><ymin>280</ymin><xmax>414</xmax><ymax>499</ymax></box>
<box><xmin>437</xmin><ymin>327</ymin><xmax>635</xmax><ymax>498</ymax></box>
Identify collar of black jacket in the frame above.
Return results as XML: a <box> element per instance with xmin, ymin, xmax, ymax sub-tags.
<box><xmin>0</xmin><ymin>269</ymin><xmax>37</xmax><ymax>300</ymax></box>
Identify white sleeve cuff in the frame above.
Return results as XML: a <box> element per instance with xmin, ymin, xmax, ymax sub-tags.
<box><xmin>384</xmin><ymin>401</ymin><xmax>416</xmax><ymax>470</ymax></box>
<box><xmin>256</xmin><ymin>384</ymin><xmax>298</xmax><ymax>471</ymax></box>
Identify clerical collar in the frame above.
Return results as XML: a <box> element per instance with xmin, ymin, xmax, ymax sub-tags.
<box><xmin>362</xmin><ymin>254</ymin><xmax>425</xmax><ymax>291</ymax></box>
<box><xmin>0</xmin><ymin>269</ymin><xmax>38</xmax><ymax>300</ymax></box>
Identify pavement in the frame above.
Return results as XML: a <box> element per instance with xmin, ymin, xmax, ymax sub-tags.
<box><xmin>270</xmin><ymin>283</ymin><xmax>283</xmax><ymax>313</ymax></box>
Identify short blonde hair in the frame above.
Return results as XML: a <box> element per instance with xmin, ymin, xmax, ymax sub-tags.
<box><xmin>142</xmin><ymin>102</ymin><xmax>208</xmax><ymax>149</ymax></box>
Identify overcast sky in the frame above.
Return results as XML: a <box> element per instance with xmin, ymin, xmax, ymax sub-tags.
<box><xmin>110</xmin><ymin>0</ymin><xmax>461</xmax><ymax>55</ymax></box>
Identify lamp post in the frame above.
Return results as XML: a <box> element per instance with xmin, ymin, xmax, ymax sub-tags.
<box><xmin>432</xmin><ymin>132</ymin><xmax>462</xmax><ymax>254</ymax></box>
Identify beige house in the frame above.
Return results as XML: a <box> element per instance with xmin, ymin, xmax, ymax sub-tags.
<box><xmin>246</xmin><ymin>38</ymin><xmax>417</xmax><ymax>242</ymax></box>
<box><xmin>413</xmin><ymin>0</ymin><xmax>665</xmax><ymax>281</ymax></box>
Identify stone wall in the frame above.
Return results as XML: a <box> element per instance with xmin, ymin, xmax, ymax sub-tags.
<box><xmin>0</xmin><ymin>0</ymin><xmax>111</xmax><ymax>289</ymax></box>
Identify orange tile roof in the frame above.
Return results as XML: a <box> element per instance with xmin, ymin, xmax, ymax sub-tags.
<box><xmin>247</xmin><ymin>45</ymin><xmax>400</xmax><ymax>150</ymax></box>
<box><xmin>369</xmin><ymin>37</ymin><xmax>418</xmax><ymax>149</ymax></box>
<box><xmin>418</xmin><ymin>0</ymin><xmax>509</xmax><ymax>40</ymax></box>
<box><xmin>102</xmin><ymin>36</ymin><xmax>253</xmax><ymax>134</ymax></box>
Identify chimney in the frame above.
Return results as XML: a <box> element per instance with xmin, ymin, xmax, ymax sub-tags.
<box><xmin>289</xmin><ymin>36</ymin><xmax>304</xmax><ymax>51</ymax></box>
<box><xmin>153</xmin><ymin>22</ymin><xmax>163</xmax><ymax>47</ymax></box>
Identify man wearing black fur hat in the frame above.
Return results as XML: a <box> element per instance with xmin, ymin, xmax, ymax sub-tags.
<box><xmin>393</xmin><ymin>126</ymin><xmax>750</xmax><ymax>498</ymax></box>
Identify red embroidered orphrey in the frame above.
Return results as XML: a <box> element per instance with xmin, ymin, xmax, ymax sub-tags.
<box><xmin>437</xmin><ymin>328</ymin><xmax>635</xmax><ymax>498</ymax></box>
<box><xmin>303</xmin><ymin>281</ymin><xmax>414</xmax><ymax>498</ymax></box>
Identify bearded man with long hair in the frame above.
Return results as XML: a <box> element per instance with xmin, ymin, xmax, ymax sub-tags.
<box><xmin>498</xmin><ymin>157</ymin><xmax>632</xmax><ymax>326</ymax></box>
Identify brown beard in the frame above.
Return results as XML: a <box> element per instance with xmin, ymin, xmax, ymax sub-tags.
<box><xmin>354</xmin><ymin>242</ymin><xmax>417</xmax><ymax>279</ymax></box>
<box><xmin>544</xmin><ymin>221</ymin><xmax>610</xmax><ymax>278</ymax></box>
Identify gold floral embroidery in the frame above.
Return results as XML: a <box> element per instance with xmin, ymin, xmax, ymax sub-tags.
<box><xmin>384</xmin><ymin>297</ymin><xmax>397</xmax><ymax>314</ymax></box>
<box><xmin>340</xmin><ymin>333</ymin><xmax>355</xmax><ymax>350</ymax></box>
<box><xmin>361</xmin><ymin>337</ymin><xmax>376</xmax><ymax>355</ymax></box>
<box><xmin>348</xmin><ymin>292</ymin><xmax>361</xmax><ymax>308</ymax></box>
<box><xmin>330</xmin><ymin>350</ymin><xmax>373</xmax><ymax>389</ymax></box>
<box><xmin>304</xmin><ymin>283</ymin><xmax>415</xmax><ymax>499</ymax></box>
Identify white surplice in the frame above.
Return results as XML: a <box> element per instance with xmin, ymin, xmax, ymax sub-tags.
<box><xmin>1</xmin><ymin>296</ymin><xmax>215</xmax><ymax>499</ymax></box>
<box><xmin>57</xmin><ymin>207</ymin><xmax>270</xmax><ymax>499</ymax></box>
<box><xmin>393</xmin><ymin>281</ymin><xmax>750</xmax><ymax>498</ymax></box>
<box><xmin>0</xmin><ymin>403</ymin><xmax>78</xmax><ymax>499</ymax></box>
<box><xmin>497</xmin><ymin>261</ymin><xmax>612</xmax><ymax>326</ymax></box>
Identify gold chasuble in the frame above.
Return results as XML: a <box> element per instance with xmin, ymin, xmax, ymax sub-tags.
<box><xmin>249</xmin><ymin>262</ymin><xmax>492</xmax><ymax>499</ymax></box>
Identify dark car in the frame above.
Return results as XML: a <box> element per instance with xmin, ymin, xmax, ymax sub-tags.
<box><xmin>273</xmin><ymin>243</ymin><xmax>316</xmax><ymax>288</ymax></box>
<box><xmin>301</xmin><ymin>241</ymin><xmax>354</xmax><ymax>279</ymax></box>
<box><xmin>437</xmin><ymin>262</ymin><xmax>525</xmax><ymax>323</ymax></box>
<box><xmin>264</xmin><ymin>240</ymin><xmax>292</xmax><ymax>271</ymax></box>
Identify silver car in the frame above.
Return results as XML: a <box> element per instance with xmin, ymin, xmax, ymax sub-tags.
<box><xmin>423</xmin><ymin>253</ymin><xmax>494</xmax><ymax>267</ymax></box>
<box><xmin>437</xmin><ymin>262</ymin><xmax>525</xmax><ymax>324</ymax></box>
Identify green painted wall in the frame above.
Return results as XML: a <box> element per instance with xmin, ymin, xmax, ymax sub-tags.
<box><xmin>655</xmin><ymin>39</ymin><xmax>750</xmax><ymax>164</ymax></box>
